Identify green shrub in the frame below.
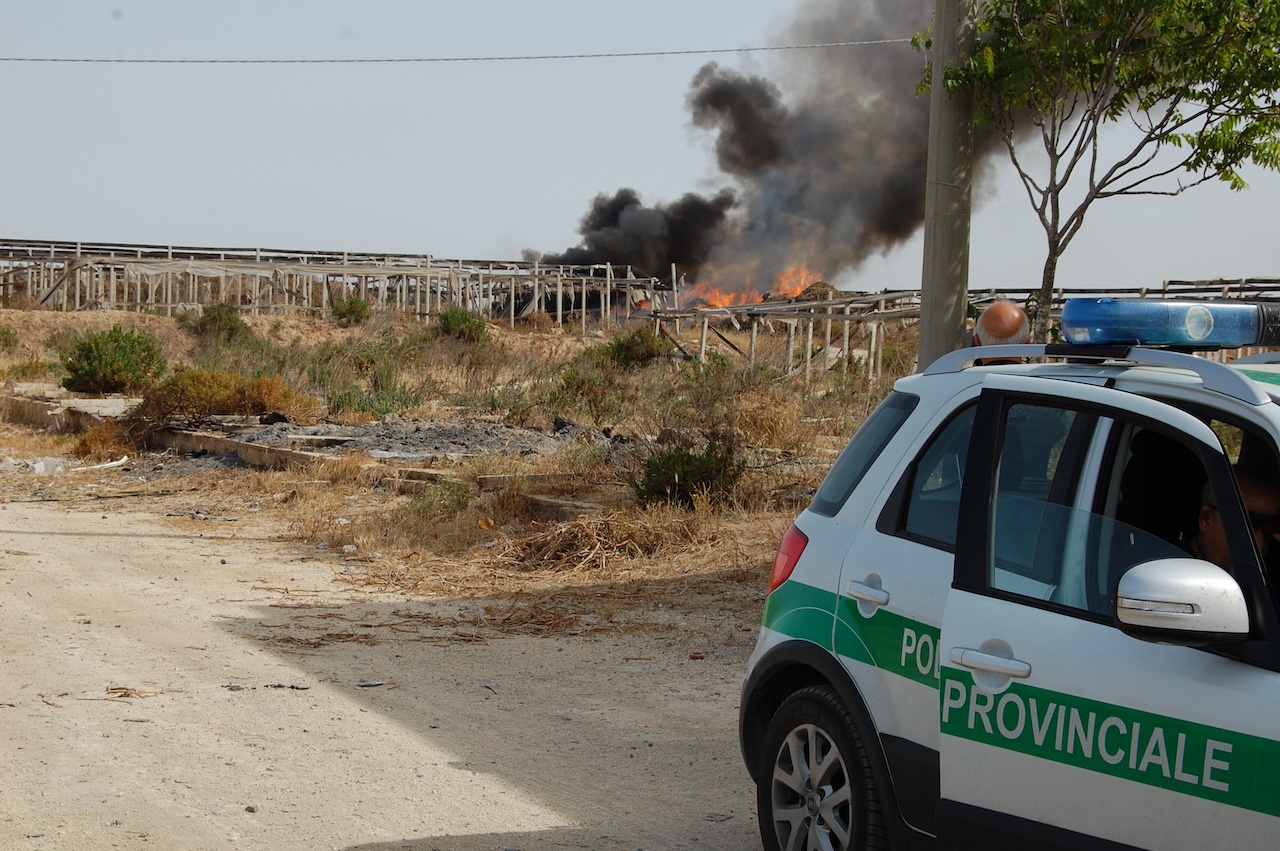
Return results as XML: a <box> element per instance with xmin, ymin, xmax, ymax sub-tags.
<box><xmin>601</xmin><ymin>327</ymin><xmax>669</xmax><ymax>368</ymax></box>
<box><xmin>327</xmin><ymin>384</ymin><xmax>423</xmax><ymax>418</ymax></box>
<box><xmin>437</xmin><ymin>307</ymin><xmax>489</xmax><ymax>342</ymax></box>
<box><xmin>62</xmin><ymin>324</ymin><xmax>167</xmax><ymax>394</ymax></box>
<box><xmin>0</xmin><ymin>327</ymin><xmax>17</xmax><ymax>354</ymax></box>
<box><xmin>633</xmin><ymin>438</ymin><xmax>744</xmax><ymax>509</ymax></box>
<box><xmin>187</xmin><ymin>302</ymin><xmax>252</xmax><ymax>344</ymax></box>
<box><xmin>332</xmin><ymin>297</ymin><xmax>371</xmax><ymax>326</ymax></box>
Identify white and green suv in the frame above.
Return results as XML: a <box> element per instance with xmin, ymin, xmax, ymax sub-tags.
<box><xmin>740</xmin><ymin>300</ymin><xmax>1280</xmax><ymax>850</ymax></box>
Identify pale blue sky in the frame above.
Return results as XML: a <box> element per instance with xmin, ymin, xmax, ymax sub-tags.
<box><xmin>1</xmin><ymin>1</ymin><xmax>1276</xmax><ymax>294</ymax></box>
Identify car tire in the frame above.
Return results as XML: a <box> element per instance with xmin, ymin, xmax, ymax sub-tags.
<box><xmin>757</xmin><ymin>684</ymin><xmax>887</xmax><ymax>851</ymax></box>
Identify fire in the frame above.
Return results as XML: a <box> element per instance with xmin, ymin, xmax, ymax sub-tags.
<box><xmin>773</xmin><ymin>263</ymin><xmax>821</xmax><ymax>298</ymax></box>
<box><xmin>680</xmin><ymin>263</ymin><xmax>824</xmax><ymax>309</ymax></box>
<box><xmin>681</xmin><ymin>282</ymin><xmax>760</xmax><ymax>308</ymax></box>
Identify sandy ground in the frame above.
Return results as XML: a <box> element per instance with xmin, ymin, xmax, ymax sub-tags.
<box><xmin>0</xmin><ymin>497</ymin><xmax>764</xmax><ymax>850</ymax></box>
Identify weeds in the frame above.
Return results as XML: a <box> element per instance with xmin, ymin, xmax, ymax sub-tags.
<box><xmin>126</xmin><ymin>367</ymin><xmax>322</xmax><ymax>435</ymax></box>
<box><xmin>601</xmin><ymin>327</ymin><xmax>670</xmax><ymax>367</ymax></box>
<box><xmin>183</xmin><ymin>302</ymin><xmax>252</xmax><ymax>345</ymax></box>
<box><xmin>61</xmin><ymin>324</ymin><xmax>167</xmax><ymax>394</ymax></box>
<box><xmin>437</xmin><ymin>307</ymin><xmax>489</xmax><ymax>342</ymax></box>
<box><xmin>633</xmin><ymin>438</ymin><xmax>744</xmax><ymax>509</ymax></box>
<box><xmin>332</xmin><ymin>297</ymin><xmax>371</xmax><ymax>326</ymax></box>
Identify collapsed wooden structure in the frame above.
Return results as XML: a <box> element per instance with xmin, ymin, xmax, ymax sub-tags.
<box><xmin>0</xmin><ymin>238</ymin><xmax>670</xmax><ymax>328</ymax></box>
<box><xmin>652</xmin><ymin>278</ymin><xmax>1280</xmax><ymax>385</ymax></box>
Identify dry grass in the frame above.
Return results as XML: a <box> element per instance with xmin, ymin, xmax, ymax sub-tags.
<box><xmin>332</xmin><ymin>507</ymin><xmax>792</xmax><ymax>638</ymax></box>
<box><xmin>72</xmin><ymin>421</ymin><xmax>133</xmax><ymax>462</ymax></box>
<box><xmin>0</xmin><ymin>307</ymin><xmax>919</xmax><ymax>641</ymax></box>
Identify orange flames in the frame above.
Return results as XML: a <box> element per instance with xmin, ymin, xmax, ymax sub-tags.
<box><xmin>680</xmin><ymin>263</ymin><xmax>822</xmax><ymax>308</ymax></box>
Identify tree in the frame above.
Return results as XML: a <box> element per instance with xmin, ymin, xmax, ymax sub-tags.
<box><xmin>934</xmin><ymin>0</ymin><xmax>1280</xmax><ymax>340</ymax></box>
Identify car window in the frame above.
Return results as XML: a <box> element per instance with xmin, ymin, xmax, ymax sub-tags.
<box><xmin>810</xmin><ymin>391</ymin><xmax>918</xmax><ymax>517</ymax></box>
<box><xmin>984</xmin><ymin>401</ymin><xmax>1242</xmax><ymax>617</ymax></box>
<box><xmin>988</xmin><ymin>404</ymin><xmax>1198</xmax><ymax>611</ymax></box>
<box><xmin>890</xmin><ymin>404</ymin><xmax>977</xmax><ymax>550</ymax></box>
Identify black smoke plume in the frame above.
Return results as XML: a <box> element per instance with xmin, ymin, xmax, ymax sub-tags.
<box><xmin>537</xmin><ymin>0</ymin><xmax>984</xmax><ymax>293</ymax></box>
<box><xmin>534</xmin><ymin>188</ymin><xmax>735</xmax><ymax>278</ymax></box>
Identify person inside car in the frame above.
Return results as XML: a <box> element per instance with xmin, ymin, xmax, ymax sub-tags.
<box><xmin>1190</xmin><ymin>466</ymin><xmax>1280</xmax><ymax>570</ymax></box>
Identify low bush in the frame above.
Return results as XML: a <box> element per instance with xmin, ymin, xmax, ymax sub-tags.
<box><xmin>327</xmin><ymin>384</ymin><xmax>422</xmax><ymax>419</ymax></box>
<box><xmin>0</xmin><ymin>327</ymin><xmax>18</xmax><ymax>354</ymax></box>
<box><xmin>437</xmin><ymin>307</ymin><xmax>489</xmax><ymax>342</ymax></box>
<box><xmin>72</xmin><ymin>421</ymin><xmax>132</xmax><ymax>462</ymax></box>
<box><xmin>633</xmin><ymin>438</ymin><xmax>744</xmax><ymax>509</ymax></box>
<box><xmin>332</xmin><ymin>297</ymin><xmax>371</xmax><ymax>327</ymax></box>
<box><xmin>61</xmin><ymin>324</ymin><xmax>167</xmax><ymax>394</ymax></box>
<box><xmin>186</xmin><ymin>302</ymin><xmax>252</xmax><ymax>344</ymax></box>
<box><xmin>129</xmin><ymin>368</ymin><xmax>240</xmax><ymax>430</ymax></box>
<box><xmin>601</xmin><ymin>327</ymin><xmax>670</xmax><ymax>368</ymax></box>
<box><xmin>128</xmin><ymin>367</ymin><xmax>322</xmax><ymax>433</ymax></box>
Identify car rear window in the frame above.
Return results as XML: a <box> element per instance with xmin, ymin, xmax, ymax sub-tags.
<box><xmin>809</xmin><ymin>391</ymin><xmax>919</xmax><ymax>517</ymax></box>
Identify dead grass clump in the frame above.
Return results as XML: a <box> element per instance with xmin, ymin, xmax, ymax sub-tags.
<box><xmin>493</xmin><ymin>506</ymin><xmax>713</xmax><ymax>574</ymax></box>
<box><xmin>237</xmin><ymin>375</ymin><xmax>323</xmax><ymax>423</ymax></box>
<box><xmin>521</xmin><ymin>310</ymin><xmax>556</xmax><ymax>333</ymax></box>
<box><xmin>0</xmin><ymin>420</ymin><xmax>72</xmax><ymax>458</ymax></box>
<box><xmin>312</xmin><ymin>454</ymin><xmax>382</xmax><ymax>488</ymax></box>
<box><xmin>127</xmin><ymin>368</ymin><xmax>323</xmax><ymax>436</ymax></box>
<box><xmin>737</xmin><ymin>382</ymin><xmax>818</xmax><ymax>453</ymax></box>
<box><xmin>72</xmin><ymin>421</ymin><xmax>132</xmax><ymax>462</ymax></box>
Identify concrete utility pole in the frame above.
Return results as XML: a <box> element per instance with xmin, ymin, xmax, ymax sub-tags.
<box><xmin>917</xmin><ymin>0</ymin><xmax>976</xmax><ymax>370</ymax></box>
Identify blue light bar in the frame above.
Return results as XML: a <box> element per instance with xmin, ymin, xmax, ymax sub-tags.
<box><xmin>1060</xmin><ymin>298</ymin><xmax>1280</xmax><ymax>348</ymax></box>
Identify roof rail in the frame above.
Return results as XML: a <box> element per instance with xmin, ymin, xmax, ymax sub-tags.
<box><xmin>922</xmin><ymin>344</ymin><xmax>1272</xmax><ymax>406</ymax></box>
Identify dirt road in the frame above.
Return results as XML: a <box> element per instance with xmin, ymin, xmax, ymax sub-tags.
<box><xmin>0</xmin><ymin>500</ymin><xmax>762</xmax><ymax>850</ymax></box>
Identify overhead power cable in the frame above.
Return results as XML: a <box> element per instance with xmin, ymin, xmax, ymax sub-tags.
<box><xmin>0</xmin><ymin>39</ymin><xmax>911</xmax><ymax>65</ymax></box>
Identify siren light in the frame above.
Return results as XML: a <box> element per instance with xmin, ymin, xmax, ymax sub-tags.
<box><xmin>1060</xmin><ymin>298</ymin><xmax>1280</xmax><ymax>348</ymax></box>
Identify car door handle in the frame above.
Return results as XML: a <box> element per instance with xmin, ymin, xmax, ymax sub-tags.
<box><xmin>949</xmin><ymin>648</ymin><xmax>1032</xmax><ymax>679</ymax></box>
<box><xmin>843</xmin><ymin>581</ymin><xmax>889</xmax><ymax>607</ymax></box>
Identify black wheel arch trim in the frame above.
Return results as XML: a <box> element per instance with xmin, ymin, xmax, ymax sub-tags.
<box><xmin>740</xmin><ymin>639</ymin><xmax>937</xmax><ymax>848</ymax></box>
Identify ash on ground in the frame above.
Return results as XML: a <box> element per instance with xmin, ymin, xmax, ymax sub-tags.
<box><xmin>240</xmin><ymin>418</ymin><xmax>608</xmax><ymax>463</ymax></box>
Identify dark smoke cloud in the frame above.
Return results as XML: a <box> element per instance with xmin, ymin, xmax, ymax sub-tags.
<box><xmin>534</xmin><ymin>188</ymin><xmax>735</xmax><ymax>278</ymax></box>
<box><xmin>687</xmin><ymin>64</ymin><xmax>789</xmax><ymax>177</ymax></box>
<box><xmin>538</xmin><ymin>0</ymin><xmax>996</xmax><ymax>292</ymax></box>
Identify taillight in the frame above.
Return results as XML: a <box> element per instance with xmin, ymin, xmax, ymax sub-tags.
<box><xmin>768</xmin><ymin>525</ymin><xmax>809</xmax><ymax>594</ymax></box>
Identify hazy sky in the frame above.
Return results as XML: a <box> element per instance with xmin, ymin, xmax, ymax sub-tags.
<box><xmin>1</xmin><ymin>0</ymin><xmax>1276</xmax><ymax>295</ymax></box>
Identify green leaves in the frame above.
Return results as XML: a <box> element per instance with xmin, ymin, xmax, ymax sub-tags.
<box><xmin>937</xmin><ymin>0</ymin><xmax>1280</xmax><ymax>339</ymax></box>
<box><xmin>61</xmin><ymin>324</ymin><xmax>167</xmax><ymax>394</ymax></box>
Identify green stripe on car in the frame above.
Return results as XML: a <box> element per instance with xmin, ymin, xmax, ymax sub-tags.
<box><xmin>941</xmin><ymin>668</ymin><xmax>1280</xmax><ymax>817</ymax></box>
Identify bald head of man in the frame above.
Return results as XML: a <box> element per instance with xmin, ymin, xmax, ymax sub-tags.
<box><xmin>975</xmin><ymin>301</ymin><xmax>1030</xmax><ymax>347</ymax></box>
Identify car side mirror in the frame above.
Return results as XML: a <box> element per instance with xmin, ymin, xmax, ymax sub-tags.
<box><xmin>1115</xmin><ymin>558</ymin><xmax>1251</xmax><ymax>646</ymax></box>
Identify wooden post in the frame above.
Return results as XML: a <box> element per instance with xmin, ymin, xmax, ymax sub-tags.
<box><xmin>556</xmin><ymin>270</ymin><xmax>563</xmax><ymax>327</ymax></box>
<box><xmin>868</xmin><ymin>321</ymin><xmax>880</xmax><ymax>384</ymax></box>
<box><xmin>699</xmin><ymin>317</ymin><xmax>709</xmax><ymax>363</ymax></box>
<box><xmin>785</xmin><ymin>321</ymin><xmax>796</xmax><ymax>374</ymax></box>
<box><xmin>841</xmin><ymin>305</ymin><xmax>851</xmax><ymax>375</ymax></box>
<box><xmin>581</xmin><ymin>277</ymin><xmax>588</xmax><ymax>333</ymax></box>
<box><xmin>805</xmin><ymin>319</ymin><xmax>815</xmax><ymax>389</ymax></box>
<box><xmin>824</xmin><ymin>291</ymin><xmax>834</xmax><ymax>368</ymax></box>
<box><xmin>604</xmin><ymin>263</ymin><xmax>612</xmax><ymax>327</ymax></box>
<box><xmin>749</xmin><ymin>316</ymin><xmax>758</xmax><ymax>368</ymax></box>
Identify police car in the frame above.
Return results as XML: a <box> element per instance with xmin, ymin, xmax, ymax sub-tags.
<box><xmin>740</xmin><ymin>299</ymin><xmax>1280</xmax><ymax>850</ymax></box>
